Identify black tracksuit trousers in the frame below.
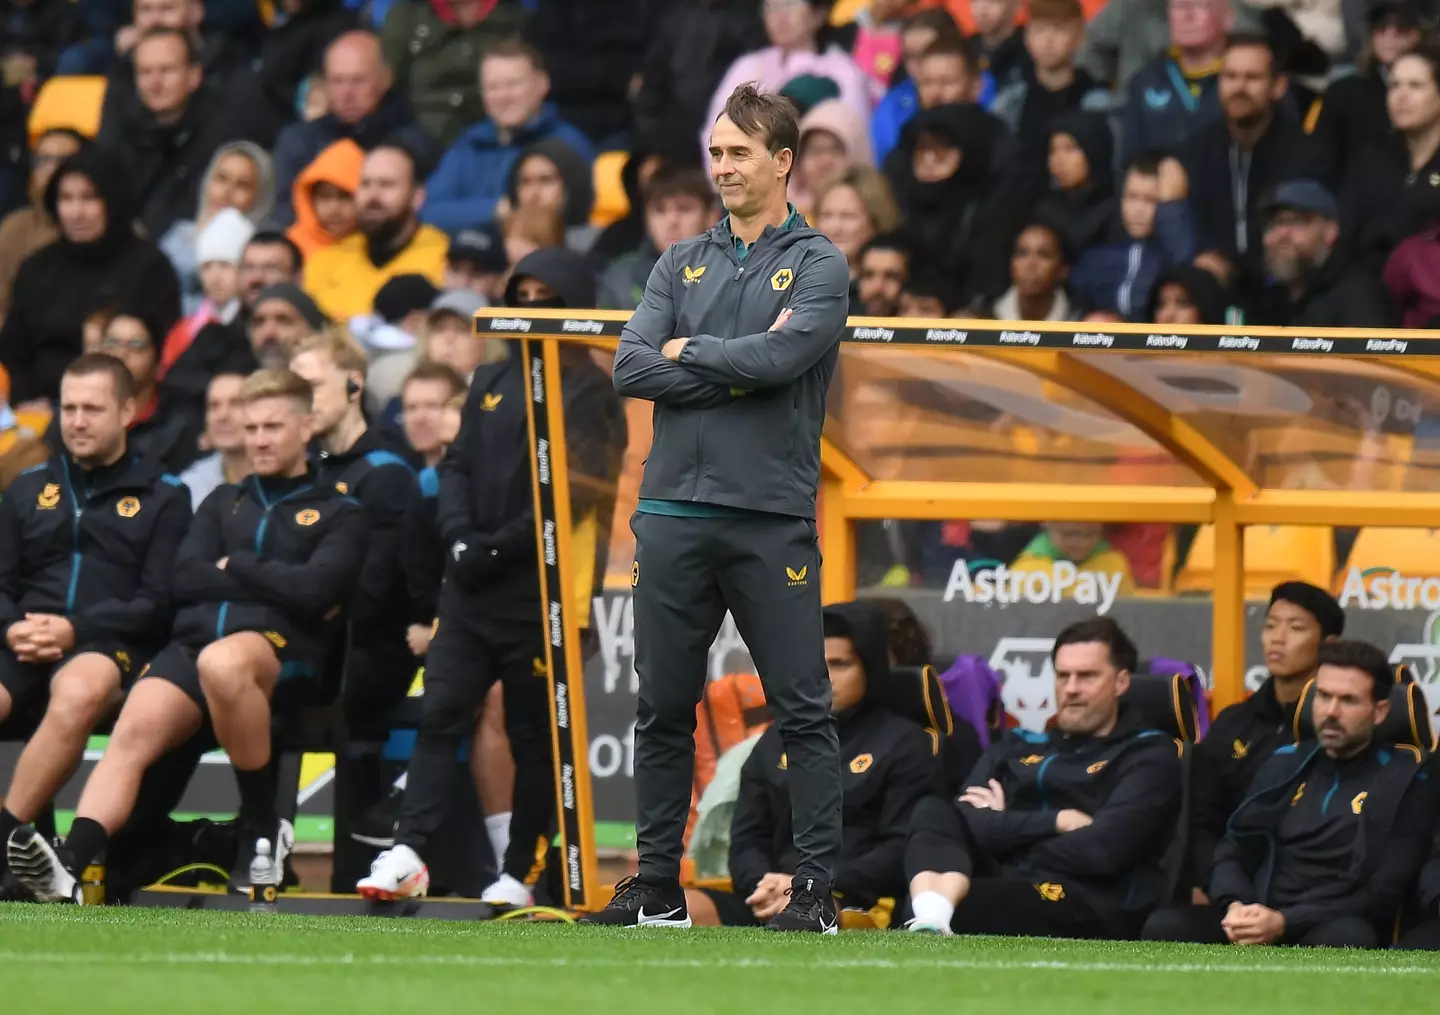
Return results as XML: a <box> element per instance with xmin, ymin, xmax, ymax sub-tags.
<box><xmin>395</xmin><ymin>585</ymin><xmax>552</xmax><ymax>884</ymax></box>
<box><xmin>630</xmin><ymin>510</ymin><xmax>841</xmax><ymax>886</ymax></box>
<box><xmin>1143</xmin><ymin>904</ymin><xmax>1380</xmax><ymax>948</ymax></box>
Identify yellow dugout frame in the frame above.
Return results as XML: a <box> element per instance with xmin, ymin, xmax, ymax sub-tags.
<box><xmin>485</xmin><ymin>306</ymin><xmax>1440</xmax><ymax>912</ymax></box>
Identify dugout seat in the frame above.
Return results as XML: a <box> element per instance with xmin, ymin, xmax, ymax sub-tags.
<box><xmin>1174</xmin><ymin>525</ymin><xmax>1334</xmax><ymax>595</ymax></box>
<box><xmin>27</xmin><ymin>76</ymin><xmax>106</xmax><ymax>145</ymax></box>
<box><xmin>883</xmin><ymin>665</ymin><xmax>983</xmax><ymax>796</ymax></box>
<box><xmin>1121</xmin><ymin>672</ymin><xmax>1201</xmax><ymax>905</ymax></box>
<box><xmin>590</xmin><ymin>151</ymin><xmax>629</xmax><ymax>228</ymax></box>
<box><xmin>1293</xmin><ymin>675</ymin><xmax>1435</xmax><ymax>750</ymax></box>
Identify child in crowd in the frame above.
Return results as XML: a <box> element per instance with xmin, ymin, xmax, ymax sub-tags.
<box><xmin>158</xmin><ymin>209</ymin><xmax>254</xmax><ymax>383</ymax></box>
<box><xmin>993</xmin><ymin>0</ymin><xmax>1098</xmax><ymax>156</ymax></box>
<box><xmin>1010</xmin><ymin>521</ymin><xmax>1137</xmax><ymax>598</ymax></box>
<box><xmin>286</xmin><ymin>139</ymin><xmax>362</xmax><ymax>260</ymax></box>
<box><xmin>970</xmin><ymin>0</ymin><xmax>1029</xmax><ymax>93</ymax></box>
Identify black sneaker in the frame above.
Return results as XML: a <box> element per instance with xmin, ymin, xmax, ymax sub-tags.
<box><xmin>350</xmin><ymin>786</ymin><xmax>402</xmax><ymax>848</ymax></box>
<box><xmin>577</xmin><ymin>875</ymin><xmax>690</xmax><ymax>927</ymax></box>
<box><xmin>765</xmin><ymin>876</ymin><xmax>838</xmax><ymax>934</ymax></box>
<box><xmin>6</xmin><ymin>826</ymin><xmax>79</xmax><ymax>904</ymax></box>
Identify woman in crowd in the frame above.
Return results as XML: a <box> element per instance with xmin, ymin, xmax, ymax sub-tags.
<box><xmin>1147</xmin><ymin>263</ymin><xmax>1229</xmax><ymax>325</ymax></box>
<box><xmin>0</xmin><ymin>129</ymin><xmax>84</xmax><ymax>326</ymax></box>
<box><xmin>973</xmin><ymin>220</ymin><xmax>1077</xmax><ymax>321</ymax></box>
<box><xmin>813</xmin><ymin>166</ymin><xmax>903</xmax><ymax>278</ymax></box>
<box><xmin>792</xmin><ymin>98</ymin><xmax>874</xmax><ymax>218</ymax></box>
<box><xmin>1033</xmin><ymin>113</ymin><xmax>1115</xmax><ymax>258</ymax></box>
<box><xmin>504</xmin><ymin>139</ymin><xmax>597</xmax><ymax>254</ymax></box>
<box><xmin>0</xmin><ymin>148</ymin><xmax>180</xmax><ymax>407</ymax></box>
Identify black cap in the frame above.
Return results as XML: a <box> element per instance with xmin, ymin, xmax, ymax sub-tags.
<box><xmin>1260</xmin><ymin>179</ymin><xmax>1338</xmax><ymax>221</ymax></box>
<box><xmin>374</xmin><ymin>274</ymin><xmax>441</xmax><ymax>325</ymax></box>
<box><xmin>448</xmin><ymin>223</ymin><xmax>507</xmax><ymax>274</ymax></box>
<box><xmin>1270</xmin><ymin>581</ymin><xmax>1345</xmax><ymax>638</ymax></box>
<box><xmin>1369</xmin><ymin>0</ymin><xmax>1427</xmax><ymax>29</ymax></box>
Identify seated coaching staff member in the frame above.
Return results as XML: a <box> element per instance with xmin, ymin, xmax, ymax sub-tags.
<box><xmin>905</xmin><ymin>618</ymin><xmax>1183</xmax><ymax>937</ymax></box>
<box><xmin>1146</xmin><ymin>640</ymin><xmax>1436</xmax><ymax>949</ymax></box>
<box><xmin>0</xmin><ymin>355</ymin><xmax>191</xmax><ymax>868</ymax></box>
<box><xmin>586</xmin><ymin>83</ymin><xmax>852</xmax><ymax>933</ymax></box>
<box><xmin>1190</xmin><ymin>582</ymin><xmax>1343</xmax><ymax>895</ymax></box>
<box><xmin>688</xmin><ymin>601</ymin><xmax>938</xmax><ymax>927</ymax></box>
<box><xmin>8</xmin><ymin>370</ymin><xmax>366</xmax><ymax>903</ymax></box>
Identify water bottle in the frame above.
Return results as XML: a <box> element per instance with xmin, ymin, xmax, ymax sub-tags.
<box><xmin>248</xmin><ymin>838</ymin><xmax>278</xmax><ymax>915</ymax></box>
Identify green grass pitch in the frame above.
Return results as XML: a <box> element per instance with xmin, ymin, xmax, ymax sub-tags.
<box><xmin>3</xmin><ymin>906</ymin><xmax>1440</xmax><ymax>1014</ymax></box>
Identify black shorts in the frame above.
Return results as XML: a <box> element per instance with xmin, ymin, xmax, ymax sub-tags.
<box><xmin>0</xmin><ymin>642</ymin><xmax>145</xmax><ymax>717</ymax></box>
<box><xmin>139</xmin><ymin>636</ymin><xmax>318</xmax><ymax>712</ymax></box>
<box><xmin>697</xmin><ymin>887</ymin><xmax>760</xmax><ymax>927</ymax></box>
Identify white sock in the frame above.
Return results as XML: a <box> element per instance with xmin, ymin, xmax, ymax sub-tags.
<box><xmin>911</xmin><ymin>890</ymin><xmax>955</xmax><ymax>930</ymax></box>
<box><xmin>392</xmin><ymin>772</ymin><xmax>407</xmax><ymax>792</ymax></box>
<box><xmin>485</xmin><ymin>811</ymin><xmax>511</xmax><ymax>867</ymax></box>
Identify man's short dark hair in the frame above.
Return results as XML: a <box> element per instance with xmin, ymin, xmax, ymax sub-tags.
<box><xmin>903</xmin><ymin>7</ymin><xmax>964</xmax><ymax>44</ymax></box>
<box><xmin>134</xmin><ymin>26</ymin><xmax>199</xmax><ymax>65</ymax></box>
<box><xmin>370</xmin><ymin>139</ymin><xmax>420</xmax><ymax>187</ymax></box>
<box><xmin>718</xmin><ymin>83</ymin><xmax>801</xmax><ymax>171</ymax></box>
<box><xmin>859</xmin><ymin>231</ymin><xmax>914</xmax><ymax>265</ymax></box>
<box><xmin>919</xmin><ymin>35</ymin><xmax>980</xmax><ymax>78</ymax></box>
<box><xmin>642</xmin><ymin>163</ymin><xmax>715</xmax><ymax>209</ymax></box>
<box><xmin>1318</xmin><ymin>640</ymin><xmax>1394</xmax><ymax>702</ymax></box>
<box><xmin>403</xmin><ymin>359</ymin><xmax>467</xmax><ymax>399</ymax></box>
<box><xmin>64</xmin><ymin>353</ymin><xmax>137</xmax><ymax>404</ymax></box>
<box><xmin>1225</xmin><ymin>31</ymin><xmax>1281</xmax><ymax>74</ymax></box>
<box><xmin>1052</xmin><ymin>618</ymin><xmax>1139</xmax><ymax>673</ymax></box>
<box><xmin>481</xmin><ymin>36</ymin><xmax>546</xmax><ymax>72</ymax></box>
<box><xmin>246</xmin><ymin>231</ymin><xmax>304</xmax><ymax>275</ymax></box>
<box><xmin>901</xmin><ymin>267</ymin><xmax>963</xmax><ymax>314</ymax></box>
<box><xmin>1125</xmin><ymin>150</ymin><xmax>1166</xmax><ymax>178</ymax></box>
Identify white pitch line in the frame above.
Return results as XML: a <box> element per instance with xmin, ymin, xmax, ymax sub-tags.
<box><xmin>0</xmin><ymin>951</ymin><xmax>1436</xmax><ymax>976</ymax></box>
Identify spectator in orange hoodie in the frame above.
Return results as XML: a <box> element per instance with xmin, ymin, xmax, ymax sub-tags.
<box><xmin>285</xmin><ymin>138</ymin><xmax>363</xmax><ymax>260</ymax></box>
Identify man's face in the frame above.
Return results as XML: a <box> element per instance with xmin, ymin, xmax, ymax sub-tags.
<box><xmin>445</xmin><ymin>260</ymin><xmax>505</xmax><ymax>302</ymax></box>
<box><xmin>825</xmin><ymin>635</ymin><xmax>867</xmax><ymax>713</ymax></box>
<box><xmin>1026</xmin><ymin>18</ymin><xmax>1082</xmax><ymax>72</ymax></box>
<box><xmin>480</xmin><ymin>54</ymin><xmax>548</xmax><ymax>131</ymax></box>
<box><xmin>250</xmin><ymin>298</ymin><xmax>310</xmax><ymax>368</ymax></box>
<box><xmin>515</xmin><ymin>153</ymin><xmax>565</xmax><ymax>213</ymax></box>
<box><xmin>1220</xmin><ymin>44</ymin><xmax>1284</xmax><ymax>127</ymax></box>
<box><xmin>1262</xmin><ymin>599</ymin><xmax>1325</xmax><ymax>680</ymax></box>
<box><xmin>59</xmin><ymin>371</ymin><xmax>132</xmax><ymax>466</ymax></box>
<box><xmin>971</xmin><ymin>0</ymin><xmax>1017</xmax><ymax>37</ymax></box>
<box><xmin>1263</xmin><ymin>209</ymin><xmax>1338</xmax><ymax>285</ymax></box>
<box><xmin>204</xmin><ymin>373</ymin><xmax>246</xmax><ymax>453</ymax></box>
<box><xmin>646</xmin><ymin>194</ymin><xmax>712</xmax><ymax>251</ymax></box>
<box><xmin>97</xmin><ymin>315</ymin><xmax>158</xmax><ymax>391</ymax></box>
<box><xmin>401</xmin><ymin>377</ymin><xmax>453</xmax><ymax>459</ymax></box>
<box><xmin>356</xmin><ymin>149</ymin><xmax>418</xmax><ymax>239</ymax></box>
<box><xmin>709</xmin><ymin>114</ymin><xmax>790</xmax><ymax>219</ymax></box>
<box><xmin>1313</xmin><ymin>664</ymin><xmax>1387</xmax><ymax>758</ymax></box>
<box><xmin>1047</xmin><ymin>521</ymin><xmax>1102</xmax><ymax>562</ymax></box>
<box><xmin>56</xmin><ymin>173</ymin><xmax>106</xmax><ymax>244</ymax></box>
<box><xmin>1011</xmin><ymin>226</ymin><xmax>1066</xmax><ymax>299</ymax></box>
<box><xmin>1053</xmin><ymin>640</ymin><xmax>1128</xmax><ymax>736</ymax></box>
<box><xmin>132</xmin><ymin>0</ymin><xmax>197</xmax><ymax>32</ymax></box>
<box><xmin>764</xmin><ymin>0</ymin><xmax>823</xmax><ymax>49</ymax></box>
<box><xmin>916</xmin><ymin>53</ymin><xmax>972</xmax><ymax>109</ymax></box>
<box><xmin>324</xmin><ymin>40</ymin><xmax>388</xmax><ymax>126</ymax></box>
<box><xmin>858</xmin><ymin>248</ymin><xmax>908</xmax><ymax>316</ymax></box>
<box><xmin>243</xmin><ymin>396</ymin><xmax>313</xmax><ymax>477</ymax></box>
<box><xmin>1169</xmin><ymin>0</ymin><xmax>1230</xmax><ymax>50</ymax></box>
<box><xmin>134</xmin><ymin>34</ymin><xmax>199</xmax><ymax>117</ymax></box>
<box><xmin>239</xmin><ymin>241</ymin><xmax>298</xmax><ymax>307</ymax></box>
<box><xmin>900</xmin><ymin>25</ymin><xmax>937</xmax><ymax>80</ymax></box>
<box><xmin>513</xmin><ymin>277</ymin><xmax>557</xmax><ymax>305</ymax></box>
<box><xmin>1120</xmin><ymin>170</ymin><xmax>1160</xmax><ymax>239</ymax></box>
<box><xmin>289</xmin><ymin>349</ymin><xmax>352</xmax><ymax>437</ymax></box>
<box><xmin>425</xmin><ymin>312</ymin><xmax>486</xmax><ymax>377</ymax></box>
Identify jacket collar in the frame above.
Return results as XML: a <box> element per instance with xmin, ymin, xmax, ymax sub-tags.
<box><xmin>464</xmin><ymin>102</ymin><xmax>565</xmax><ymax>148</ymax></box>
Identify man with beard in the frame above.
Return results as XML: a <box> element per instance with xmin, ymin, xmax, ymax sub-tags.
<box><xmin>303</xmin><ymin>145</ymin><xmax>448</xmax><ymax>321</ymax></box>
<box><xmin>249</xmin><ymin>286</ymin><xmax>329</xmax><ymax>370</ymax></box>
<box><xmin>854</xmin><ymin>233</ymin><xmax>911</xmax><ymax>317</ymax></box>
<box><xmin>1254</xmin><ymin>181</ymin><xmax>1394</xmax><ymax>328</ymax></box>
<box><xmin>1146</xmin><ymin>641</ymin><xmax>1435</xmax><ymax>949</ymax></box>
<box><xmin>1177</xmin><ymin>33</ymin><xmax>1321</xmax><ymax>284</ymax></box>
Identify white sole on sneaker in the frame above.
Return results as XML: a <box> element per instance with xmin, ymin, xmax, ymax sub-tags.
<box><xmin>356</xmin><ymin>867</ymin><xmax>430</xmax><ymax>902</ymax></box>
<box><xmin>636</xmin><ymin>906</ymin><xmax>692</xmax><ymax>928</ymax></box>
<box><xmin>6</xmin><ymin>828</ymin><xmax>77</xmax><ymax>904</ymax></box>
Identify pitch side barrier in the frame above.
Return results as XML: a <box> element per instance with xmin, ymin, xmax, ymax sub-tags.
<box><xmin>476</xmin><ymin>307</ymin><xmax>1440</xmax><ymax>912</ymax></box>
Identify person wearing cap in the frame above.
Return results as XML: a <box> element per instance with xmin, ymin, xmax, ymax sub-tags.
<box><xmin>158</xmin><ymin>208</ymin><xmax>256</xmax><ymax>384</ymax></box>
<box><xmin>358</xmin><ymin>247</ymin><xmax>625</xmax><ymax>916</ymax></box>
<box><xmin>355</xmin><ymin>274</ymin><xmax>443</xmax><ymax>417</ymax></box>
<box><xmin>1256</xmin><ymin>179</ymin><xmax>1395</xmax><ymax>328</ymax></box>
<box><xmin>249</xmin><ymin>283</ymin><xmax>330</xmax><ymax>370</ymax></box>
<box><xmin>1188</xmin><ymin>581</ymin><xmax>1345</xmax><ymax>897</ymax></box>
<box><xmin>444</xmin><ymin>224</ymin><xmax>507</xmax><ymax>304</ymax></box>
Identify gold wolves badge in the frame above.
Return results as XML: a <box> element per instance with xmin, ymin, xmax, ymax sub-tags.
<box><xmin>295</xmin><ymin>509</ymin><xmax>320</xmax><ymax>526</ymax></box>
<box><xmin>116</xmin><ymin>496</ymin><xmax>140</xmax><ymax>518</ymax></box>
<box><xmin>1291</xmin><ymin>781</ymin><xmax>1307</xmax><ymax>806</ymax></box>
<box><xmin>1034</xmin><ymin>882</ymin><xmax>1065</xmax><ymax>902</ymax></box>
<box><xmin>334</xmin><ymin>481</ymin><xmax>348</xmax><ymax>495</ymax></box>
<box><xmin>849</xmin><ymin>753</ymin><xmax>873</xmax><ymax>774</ymax></box>
<box><xmin>631</xmin><ymin>561</ymin><xmax>639</xmax><ymax>587</ymax></box>
<box><xmin>114</xmin><ymin>650</ymin><xmax>131</xmax><ymax>675</ymax></box>
<box><xmin>1351</xmin><ymin>791</ymin><xmax>1367</xmax><ymax>815</ymax></box>
<box><xmin>532</xmin><ymin>657</ymin><xmax>548</xmax><ymax>678</ymax></box>
<box><xmin>682</xmin><ymin>265</ymin><xmax>706</xmax><ymax>285</ymax></box>
<box><xmin>770</xmin><ymin>267</ymin><xmax>794</xmax><ymax>291</ymax></box>
<box><xmin>785</xmin><ymin>564</ymin><xmax>808</xmax><ymax>586</ymax></box>
<box><xmin>37</xmin><ymin>483</ymin><xmax>60</xmax><ymax>510</ymax></box>
<box><xmin>1020</xmin><ymin>754</ymin><xmax>1044</xmax><ymax>765</ymax></box>
<box><xmin>1232</xmin><ymin>739</ymin><xmax>1249</xmax><ymax>760</ymax></box>
<box><xmin>263</xmin><ymin>631</ymin><xmax>288</xmax><ymax>650</ymax></box>
<box><xmin>481</xmin><ymin>392</ymin><xmax>503</xmax><ymax>411</ymax></box>
<box><xmin>778</xmin><ymin>752</ymin><xmax>787</xmax><ymax>770</ymax></box>
<box><xmin>1086</xmin><ymin>760</ymin><xmax>1107</xmax><ymax>775</ymax></box>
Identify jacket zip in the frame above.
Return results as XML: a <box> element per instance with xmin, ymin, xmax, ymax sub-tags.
<box><xmin>1118</xmin><ymin>243</ymin><xmax>1143</xmax><ymax>318</ymax></box>
<box><xmin>60</xmin><ymin>457</ymin><xmax>84</xmax><ymax>614</ymax></box>
<box><xmin>216</xmin><ymin>480</ymin><xmax>315</xmax><ymax>640</ymax></box>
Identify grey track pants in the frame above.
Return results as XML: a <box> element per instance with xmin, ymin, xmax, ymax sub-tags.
<box><xmin>629</xmin><ymin>510</ymin><xmax>841</xmax><ymax>885</ymax></box>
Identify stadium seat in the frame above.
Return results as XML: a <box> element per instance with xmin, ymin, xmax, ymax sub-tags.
<box><xmin>590</xmin><ymin>151</ymin><xmax>629</xmax><ymax>228</ymax></box>
<box><xmin>27</xmin><ymin>76</ymin><xmax>107</xmax><ymax>145</ymax></box>
<box><xmin>1174</xmin><ymin>525</ymin><xmax>1334</xmax><ymax>595</ymax></box>
<box><xmin>1293</xmin><ymin>677</ymin><xmax>1435</xmax><ymax>750</ymax></box>
<box><xmin>1340</xmin><ymin>528</ymin><xmax>1440</xmax><ymax>586</ymax></box>
<box><xmin>1122</xmin><ymin>672</ymin><xmax>1199</xmax><ymax>905</ymax></box>
<box><xmin>885</xmin><ymin>664</ymin><xmax>983</xmax><ymax>795</ymax></box>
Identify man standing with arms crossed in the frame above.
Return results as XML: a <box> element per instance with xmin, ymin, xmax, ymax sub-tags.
<box><xmin>583</xmin><ymin>84</ymin><xmax>850</xmax><ymax>933</ymax></box>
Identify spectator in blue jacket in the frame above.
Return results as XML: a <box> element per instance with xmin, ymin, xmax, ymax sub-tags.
<box><xmin>1071</xmin><ymin>153</ymin><xmax>1197</xmax><ymax>320</ymax></box>
<box><xmin>1122</xmin><ymin>0</ymin><xmax>1230</xmax><ymax>163</ymax></box>
<box><xmin>421</xmin><ymin>38</ymin><xmax>593</xmax><ymax>236</ymax></box>
<box><xmin>270</xmin><ymin>30</ymin><xmax>439</xmax><ymax>226</ymax></box>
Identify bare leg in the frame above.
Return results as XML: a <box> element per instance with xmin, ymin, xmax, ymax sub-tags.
<box><xmin>472</xmin><ymin>682</ymin><xmax>514</xmax><ymax>815</ymax></box>
<box><xmin>909</xmin><ymin>871</ymin><xmax>971</xmax><ymax>906</ymax></box>
<box><xmin>684</xmin><ymin>888</ymin><xmax>723</xmax><ymax>926</ymax></box>
<box><xmin>198</xmin><ymin>633</ymin><xmax>281</xmax><ymax>772</ymax></box>
<box><xmin>5</xmin><ymin>654</ymin><xmax>121</xmax><ymax>821</ymax></box>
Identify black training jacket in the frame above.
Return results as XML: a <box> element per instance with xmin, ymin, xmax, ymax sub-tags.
<box><xmin>0</xmin><ymin>450</ymin><xmax>192</xmax><ymax>652</ymax></box>
<box><xmin>1209</xmin><ymin>740</ymin><xmax>1435</xmax><ymax>938</ymax></box>
<box><xmin>170</xmin><ymin>471</ymin><xmax>365</xmax><ymax>663</ymax></box>
<box><xmin>1190</xmin><ymin>676</ymin><xmax>1300</xmax><ymax>886</ymax></box>
<box><xmin>401</xmin><ymin>464</ymin><xmax>443</xmax><ymax>626</ymax></box>
<box><xmin>612</xmin><ymin>218</ymin><xmax>850</xmax><ymax>518</ymax></box>
<box><xmin>312</xmin><ymin>427</ymin><xmax>419</xmax><ymax>636</ymax></box>
<box><xmin>437</xmin><ymin>347</ymin><xmax>621</xmax><ymax>621</ymax></box>
<box><xmin>1418</xmin><ymin>820</ymin><xmax>1440</xmax><ymax>921</ymax></box>
<box><xmin>958</xmin><ymin>706</ymin><xmax>1183</xmax><ymax>928</ymax></box>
